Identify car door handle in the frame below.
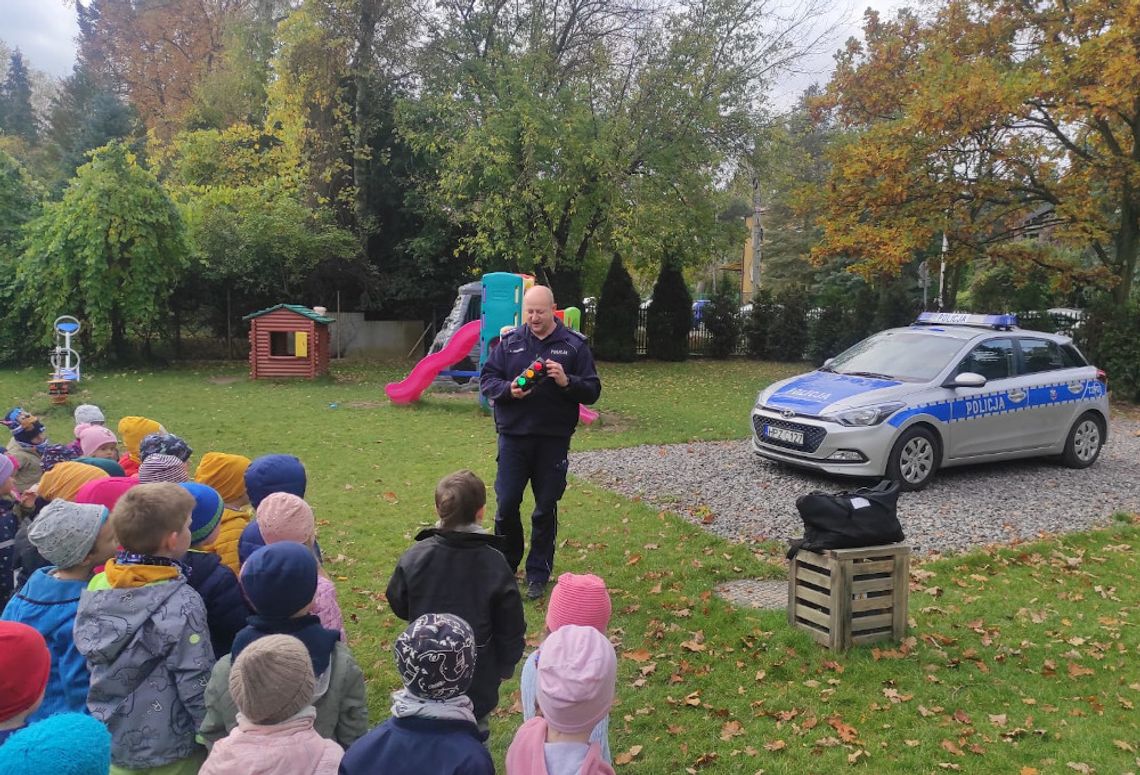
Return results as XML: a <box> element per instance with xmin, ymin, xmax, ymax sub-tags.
<box><xmin>1007</xmin><ymin>389</ymin><xmax>1026</xmax><ymax>403</ymax></box>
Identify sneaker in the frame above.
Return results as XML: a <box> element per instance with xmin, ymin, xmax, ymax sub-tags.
<box><xmin>526</xmin><ymin>580</ymin><xmax>546</xmax><ymax>601</ymax></box>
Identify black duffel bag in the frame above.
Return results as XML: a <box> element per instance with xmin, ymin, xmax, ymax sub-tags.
<box><xmin>786</xmin><ymin>479</ymin><xmax>905</xmax><ymax>558</ymax></box>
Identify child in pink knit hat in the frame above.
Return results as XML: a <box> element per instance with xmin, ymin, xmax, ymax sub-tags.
<box><xmin>519</xmin><ymin>572</ymin><xmax>613</xmax><ymax>763</ymax></box>
<box><xmin>255</xmin><ymin>492</ymin><xmax>345</xmax><ymax>640</ymax></box>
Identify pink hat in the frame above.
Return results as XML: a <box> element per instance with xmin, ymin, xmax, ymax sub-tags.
<box><xmin>536</xmin><ymin>625</ymin><xmax>616</xmax><ymax>734</ymax></box>
<box><xmin>257</xmin><ymin>491</ymin><xmax>316</xmax><ymax>545</ymax></box>
<box><xmin>74</xmin><ymin>477</ymin><xmax>138</xmax><ymax>511</ymax></box>
<box><xmin>73</xmin><ymin>422</ymin><xmax>92</xmax><ymax>439</ymax></box>
<box><xmin>546</xmin><ymin>573</ymin><xmax>612</xmax><ymax>634</ymax></box>
<box><xmin>78</xmin><ymin>425</ymin><xmax>118</xmax><ymax>457</ymax></box>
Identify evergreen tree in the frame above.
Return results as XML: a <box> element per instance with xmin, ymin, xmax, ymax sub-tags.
<box><xmin>704</xmin><ymin>278</ymin><xmax>741</xmax><ymax>359</ymax></box>
<box><xmin>872</xmin><ymin>278</ymin><xmax>918</xmax><ymax>332</ymax></box>
<box><xmin>593</xmin><ymin>253</ymin><xmax>639</xmax><ymax>362</ymax></box>
<box><xmin>46</xmin><ymin>68</ymin><xmax>140</xmax><ymax>185</ymax></box>
<box><xmin>0</xmin><ymin>51</ymin><xmax>37</xmax><ymax>143</ymax></box>
<box><xmin>646</xmin><ymin>260</ymin><xmax>692</xmax><ymax>361</ymax></box>
<box><xmin>745</xmin><ymin>288</ymin><xmax>777</xmax><ymax>359</ymax></box>
<box><xmin>769</xmin><ymin>287</ymin><xmax>809</xmax><ymax>361</ymax></box>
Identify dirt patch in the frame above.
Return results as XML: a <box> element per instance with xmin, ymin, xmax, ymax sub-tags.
<box><xmin>343</xmin><ymin>401</ymin><xmax>386</xmax><ymax>409</ymax></box>
<box><xmin>206</xmin><ymin>375</ymin><xmax>242</xmax><ymax>385</ymax></box>
<box><xmin>714</xmin><ymin>579</ymin><xmax>787</xmax><ymax>610</ymax></box>
<box><xmin>586</xmin><ymin>411</ymin><xmax>633</xmax><ymax>433</ymax></box>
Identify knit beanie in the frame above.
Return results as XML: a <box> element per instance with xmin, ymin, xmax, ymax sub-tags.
<box><xmin>10</xmin><ymin>412</ymin><xmax>45</xmax><ymax>445</ymax></box>
<box><xmin>28</xmin><ymin>500</ymin><xmax>109</xmax><ymax>570</ymax></box>
<box><xmin>240</xmin><ymin>541</ymin><xmax>318</xmax><ymax>618</ymax></box>
<box><xmin>238</xmin><ymin>520</ymin><xmax>265</xmax><ymax>565</ymax></box>
<box><xmin>546</xmin><ymin>572</ymin><xmax>612</xmax><ymax>634</ymax></box>
<box><xmin>73</xmin><ymin>476</ymin><xmax>137</xmax><ymax>511</ymax></box>
<box><xmin>78</xmin><ymin>425</ymin><xmax>118</xmax><ymax>457</ymax></box>
<box><xmin>39</xmin><ymin>444</ymin><xmax>79</xmax><ymax>472</ymax></box>
<box><xmin>73</xmin><ymin>404</ymin><xmax>106</xmax><ymax>425</ymax></box>
<box><xmin>0</xmin><ymin>713</ymin><xmax>111</xmax><ymax>775</ymax></box>
<box><xmin>117</xmin><ymin>417</ymin><xmax>164</xmax><ymax>461</ymax></box>
<box><xmin>229</xmin><ymin>634</ymin><xmax>316</xmax><ymax>725</ymax></box>
<box><xmin>394</xmin><ymin>613</ymin><xmax>477</xmax><ymax>701</ymax></box>
<box><xmin>139</xmin><ymin>432</ymin><xmax>193</xmax><ymax>463</ymax></box>
<box><xmin>245</xmin><ymin>454</ymin><xmax>307</xmax><ymax>508</ymax></box>
<box><xmin>535</xmin><ymin>625</ymin><xmax>617</xmax><ymax>735</ymax></box>
<box><xmin>138</xmin><ymin>453</ymin><xmax>190</xmax><ymax>484</ymax></box>
<box><xmin>37</xmin><ymin>462</ymin><xmax>109</xmax><ymax>502</ymax></box>
<box><xmin>180</xmin><ymin>482</ymin><xmax>224</xmax><ymax>545</ymax></box>
<box><xmin>195</xmin><ymin>451</ymin><xmax>252</xmax><ymax>503</ymax></box>
<box><xmin>0</xmin><ymin>453</ymin><xmax>13</xmax><ymax>484</ymax></box>
<box><xmin>0</xmin><ymin>622</ymin><xmax>51</xmax><ymax>723</ymax></box>
<box><xmin>257</xmin><ymin>492</ymin><xmax>316</xmax><ymax>545</ymax></box>
<box><xmin>74</xmin><ymin>456</ymin><xmax>127</xmax><ymax>477</ymax></box>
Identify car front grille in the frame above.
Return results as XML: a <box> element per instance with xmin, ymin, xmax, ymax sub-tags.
<box><xmin>753</xmin><ymin>415</ymin><xmax>827</xmax><ymax>453</ymax></box>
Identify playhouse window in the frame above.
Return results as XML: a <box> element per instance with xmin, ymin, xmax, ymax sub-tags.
<box><xmin>270</xmin><ymin>331</ymin><xmax>307</xmax><ymax>357</ymax></box>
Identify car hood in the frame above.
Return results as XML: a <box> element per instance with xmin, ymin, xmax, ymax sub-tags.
<box><xmin>760</xmin><ymin>370</ymin><xmax>924</xmax><ymax>416</ymax></box>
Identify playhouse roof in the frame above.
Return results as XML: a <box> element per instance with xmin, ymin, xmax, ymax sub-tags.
<box><xmin>243</xmin><ymin>304</ymin><xmax>335</xmax><ymax>324</ymax></box>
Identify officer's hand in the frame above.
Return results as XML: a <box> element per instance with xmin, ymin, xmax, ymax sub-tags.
<box><xmin>510</xmin><ymin>383</ymin><xmax>530</xmax><ymax>399</ymax></box>
<box><xmin>545</xmin><ymin>359</ymin><xmax>569</xmax><ymax>387</ymax></box>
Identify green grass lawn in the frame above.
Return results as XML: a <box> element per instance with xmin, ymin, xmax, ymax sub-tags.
<box><xmin>2</xmin><ymin>359</ymin><xmax>1137</xmax><ymax>773</ymax></box>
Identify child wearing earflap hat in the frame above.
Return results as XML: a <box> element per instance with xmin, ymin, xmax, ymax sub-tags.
<box><xmin>5</xmin><ymin>410</ymin><xmax>48</xmax><ymax>494</ymax></box>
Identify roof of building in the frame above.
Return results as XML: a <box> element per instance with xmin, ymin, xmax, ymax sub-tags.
<box><xmin>243</xmin><ymin>304</ymin><xmax>335</xmax><ymax>324</ymax></box>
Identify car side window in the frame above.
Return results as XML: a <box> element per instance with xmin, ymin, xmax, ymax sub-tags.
<box><xmin>1019</xmin><ymin>338</ymin><xmax>1066</xmax><ymax>374</ymax></box>
<box><xmin>957</xmin><ymin>338</ymin><xmax>1015</xmax><ymax>381</ymax></box>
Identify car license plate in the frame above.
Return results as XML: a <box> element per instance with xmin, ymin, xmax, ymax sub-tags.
<box><xmin>764</xmin><ymin>425</ymin><xmax>804</xmax><ymax>446</ymax></box>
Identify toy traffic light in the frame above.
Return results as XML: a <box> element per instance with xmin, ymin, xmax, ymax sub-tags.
<box><xmin>515</xmin><ymin>360</ymin><xmax>547</xmax><ymax>391</ymax></box>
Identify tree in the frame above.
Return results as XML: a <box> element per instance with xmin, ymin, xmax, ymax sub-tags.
<box><xmin>0</xmin><ymin>51</ymin><xmax>37</xmax><ymax>143</ymax></box>
<box><xmin>0</xmin><ymin>150</ymin><xmax>42</xmax><ymax>364</ymax></box>
<box><xmin>744</xmin><ymin>288</ymin><xmax>777</xmax><ymax>359</ymax></box>
<box><xmin>646</xmin><ymin>261</ymin><xmax>692</xmax><ymax>361</ymax></box>
<box><xmin>769</xmin><ymin>287</ymin><xmax>808</xmax><ymax>361</ymax></box>
<box><xmin>18</xmin><ymin>142</ymin><xmax>189</xmax><ymax>359</ymax></box>
<box><xmin>44</xmin><ymin>67</ymin><xmax>140</xmax><ymax>186</ymax></box>
<box><xmin>593</xmin><ymin>254</ymin><xmax>640</xmax><ymax>362</ymax></box>
<box><xmin>704</xmin><ymin>279</ymin><xmax>741</xmax><ymax>358</ymax></box>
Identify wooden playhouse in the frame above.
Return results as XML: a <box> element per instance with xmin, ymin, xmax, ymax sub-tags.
<box><xmin>244</xmin><ymin>304</ymin><xmax>334</xmax><ymax>379</ymax></box>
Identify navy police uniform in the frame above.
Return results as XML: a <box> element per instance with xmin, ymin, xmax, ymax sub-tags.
<box><xmin>479</xmin><ymin>320</ymin><xmax>601</xmax><ymax>585</ymax></box>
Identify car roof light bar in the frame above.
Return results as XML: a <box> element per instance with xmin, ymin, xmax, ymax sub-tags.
<box><xmin>914</xmin><ymin>312</ymin><xmax>1018</xmax><ymax>330</ymax></box>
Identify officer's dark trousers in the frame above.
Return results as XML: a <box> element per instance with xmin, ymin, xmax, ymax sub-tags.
<box><xmin>494</xmin><ymin>433</ymin><xmax>570</xmax><ymax>584</ymax></box>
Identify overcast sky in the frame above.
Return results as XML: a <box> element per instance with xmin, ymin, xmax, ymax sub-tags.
<box><xmin>2</xmin><ymin>0</ymin><xmax>907</xmax><ymax>108</ymax></box>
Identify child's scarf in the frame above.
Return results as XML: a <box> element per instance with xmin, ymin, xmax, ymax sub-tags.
<box><xmin>230</xmin><ymin>614</ymin><xmax>340</xmax><ymax>676</ymax></box>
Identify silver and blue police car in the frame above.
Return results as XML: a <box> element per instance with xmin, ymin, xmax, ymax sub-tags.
<box><xmin>751</xmin><ymin>313</ymin><xmax>1109</xmax><ymax>490</ymax></box>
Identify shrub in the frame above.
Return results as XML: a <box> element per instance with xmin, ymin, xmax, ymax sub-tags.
<box><xmin>1078</xmin><ymin>298</ymin><xmax>1140</xmax><ymax>402</ymax></box>
<box><xmin>703</xmin><ymin>281</ymin><xmax>740</xmax><ymax>359</ymax></box>
<box><xmin>769</xmin><ymin>287</ymin><xmax>809</xmax><ymax>361</ymax></box>
<box><xmin>871</xmin><ymin>278</ymin><xmax>918</xmax><ymax>332</ymax></box>
<box><xmin>744</xmin><ymin>288</ymin><xmax>776</xmax><ymax>359</ymax></box>
<box><xmin>646</xmin><ymin>261</ymin><xmax>691</xmax><ymax>361</ymax></box>
<box><xmin>807</xmin><ymin>276</ymin><xmax>874</xmax><ymax>364</ymax></box>
<box><xmin>593</xmin><ymin>254</ymin><xmax>639</xmax><ymax>362</ymax></box>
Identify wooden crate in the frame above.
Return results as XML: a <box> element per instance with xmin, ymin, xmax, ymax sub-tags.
<box><xmin>787</xmin><ymin>544</ymin><xmax>910</xmax><ymax>651</ymax></box>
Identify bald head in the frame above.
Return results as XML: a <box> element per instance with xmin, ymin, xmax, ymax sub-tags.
<box><xmin>523</xmin><ymin>285</ymin><xmax>557</xmax><ymax>339</ymax></box>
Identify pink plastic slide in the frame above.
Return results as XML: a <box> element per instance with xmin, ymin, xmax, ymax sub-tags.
<box><xmin>386</xmin><ymin>320</ymin><xmax>483</xmax><ymax>404</ymax></box>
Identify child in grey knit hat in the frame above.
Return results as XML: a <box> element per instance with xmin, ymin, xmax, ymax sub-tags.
<box><xmin>1</xmin><ymin>500</ymin><xmax>117</xmax><ymax>721</ymax></box>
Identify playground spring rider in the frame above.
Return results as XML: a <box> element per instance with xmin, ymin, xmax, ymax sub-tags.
<box><xmin>48</xmin><ymin>315</ymin><xmax>82</xmax><ymax>405</ymax></box>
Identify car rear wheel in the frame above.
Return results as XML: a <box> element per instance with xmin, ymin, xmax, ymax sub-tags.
<box><xmin>888</xmin><ymin>426</ymin><xmax>939</xmax><ymax>491</ymax></box>
<box><xmin>1061</xmin><ymin>412</ymin><xmax>1104</xmax><ymax>469</ymax></box>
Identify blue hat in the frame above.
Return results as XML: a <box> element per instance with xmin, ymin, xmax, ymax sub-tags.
<box><xmin>0</xmin><ymin>712</ymin><xmax>111</xmax><ymax>775</ymax></box>
<box><xmin>40</xmin><ymin>444</ymin><xmax>78</xmax><ymax>472</ymax></box>
<box><xmin>238</xmin><ymin>519</ymin><xmax>265</xmax><ymax>565</ymax></box>
<box><xmin>245</xmin><ymin>454</ymin><xmax>307</xmax><ymax>508</ymax></box>
<box><xmin>180</xmin><ymin>482</ymin><xmax>224</xmax><ymax>545</ymax></box>
<box><xmin>239</xmin><ymin>541</ymin><xmax>317</xmax><ymax>618</ymax></box>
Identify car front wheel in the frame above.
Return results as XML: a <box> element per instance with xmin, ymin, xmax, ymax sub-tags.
<box><xmin>1061</xmin><ymin>412</ymin><xmax>1104</xmax><ymax>469</ymax></box>
<box><xmin>887</xmin><ymin>426</ymin><xmax>939</xmax><ymax>491</ymax></box>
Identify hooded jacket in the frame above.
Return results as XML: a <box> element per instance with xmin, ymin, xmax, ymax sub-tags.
<box><xmin>73</xmin><ymin>572</ymin><xmax>215</xmax><ymax>769</ymax></box>
<box><xmin>340</xmin><ymin>717</ymin><xmax>492</xmax><ymax>775</ymax></box>
<box><xmin>199</xmin><ymin>709</ymin><xmax>343</xmax><ymax>775</ymax></box>
<box><xmin>386</xmin><ymin>528</ymin><xmax>527</xmax><ymax>719</ymax></box>
<box><xmin>199</xmin><ymin>507</ymin><xmax>250</xmax><ymax>575</ymax></box>
<box><xmin>505</xmin><ymin>717</ymin><xmax>615</xmax><ymax>775</ymax></box>
<box><xmin>6</xmin><ymin>437</ymin><xmax>43</xmax><ymax>493</ymax></box>
<box><xmin>183</xmin><ymin>550</ymin><xmax>250</xmax><ymax>658</ymax></box>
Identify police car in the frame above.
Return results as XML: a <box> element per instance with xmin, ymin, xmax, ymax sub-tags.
<box><xmin>751</xmin><ymin>313</ymin><xmax>1109</xmax><ymax>490</ymax></box>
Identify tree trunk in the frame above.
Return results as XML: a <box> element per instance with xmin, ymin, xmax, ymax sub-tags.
<box><xmin>352</xmin><ymin>0</ymin><xmax>380</xmax><ymax>231</ymax></box>
<box><xmin>1113</xmin><ymin>193</ymin><xmax>1137</xmax><ymax>304</ymax></box>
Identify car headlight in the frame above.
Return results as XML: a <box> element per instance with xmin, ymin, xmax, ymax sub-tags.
<box><xmin>823</xmin><ymin>402</ymin><xmax>906</xmax><ymax>427</ymax></box>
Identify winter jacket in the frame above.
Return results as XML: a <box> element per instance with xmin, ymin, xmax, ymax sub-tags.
<box><xmin>6</xmin><ymin>438</ymin><xmax>43</xmax><ymax>494</ymax></box>
<box><xmin>386</xmin><ymin>528</ymin><xmax>527</xmax><ymax>719</ymax></box>
<box><xmin>479</xmin><ymin>320</ymin><xmax>601</xmax><ymax>438</ymax></box>
<box><xmin>199</xmin><ymin>507</ymin><xmax>249</xmax><ymax>575</ymax></box>
<box><xmin>199</xmin><ymin>640</ymin><xmax>368</xmax><ymax>750</ymax></box>
<box><xmin>0</xmin><ymin>499</ymin><xmax>16</xmax><ymax>605</ymax></box>
<box><xmin>339</xmin><ymin>717</ymin><xmax>493</xmax><ymax>775</ymax></box>
<box><xmin>73</xmin><ymin>571</ymin><xmax>215</xmax><ymax>770</ymax></box>
<box><xmin>506</xmin><ymin>717</ymin><xmax>615</xmax><ymax>775</ymax></box>
<box><xmin>13</xmin><ymin>517</ymin><xmax>50</xmax><ymax>592</ymax></box>
<box><xmin>521</xmin><ymin>649</ymin><xmax>611</xmax><ymax>763</ymax></box>
<box><xmin>200</xmin><ymin>708</ymin><xmax>343</xmax><ymax>775</ymax></box>
<box><xmin>117</xmin><ymin>453</ymin><xmax>140</xmax><ymax>478</ymax></box>
<box><xmin>184</xmin><ymin>550</ymin><xmax>250</xmax><ymax>658</ymax></box>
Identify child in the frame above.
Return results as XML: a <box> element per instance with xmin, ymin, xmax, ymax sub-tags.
<box><xmin>140</xmin><ymin>432</ymin><xmax>193</xmax><ymax>463</ymax></box>
<box><xmin>74</xmin><ymin>476</ymin><xmax>138</xmax><ymax>512</ymax></box>
<box><xmin>505</xmin><ymin>626</ymin><xmax>617</xmax><ymax>775</ymax></box>
<box><xmin>0</xmin><ymin>455</ymin><xmax>18</xmax><ymax>606</ymax></box>
<box><xmin>199</xmin><ymin>542</ymin><xmax>367</xmax><ymax>750</ymax></box>
<box><xmin>340</xmin><ymin>613</ymin><xmax>493</xmax><ymax>775</ymax></box>
<box><xmin>37</xmin><ymin>461</ymin><xmax>109</xmax><ymax>502</ymax></box>
<box><xmin>6</xmin><ymin>411</ymin><xmax>47</xmax><ymax>494</ymax></box>
<box><xmin>200</xmin><ymin>634</ymin><xmax>343</xmax><ymax>775</ymax></box>
<box><xmin>0</xmin><ymin>712</ymin><xmax>111</xmax><ymax>775</ymax></box>
<box><xmin>520</xmin><ymin>573</ymin><xmax>613</xmax><ymax>762</ymax></box>
<box><xmin>74</xmin><ymin>404</ymin><xmax>106</xmax><ymax>427</ymax></box>
<box><xmin>257</xmin><ymin>491</ymin><xmax>344</xmax><ymax>638</ymax></box>
<box><xmin>0</xmin><ymin>621</ymin><xmax>51</xmax><ymax>745</ymax></box>
<box><xmin>193</xmin><ymin>452</ymin><xmax>252</xmax><ymax>574</ymax></box>
<box><xmin>39</xmin><ymin>443</ymin><xmax>79</xmax><ymax>472</ymax></box>
<box><xmin>78</xmin><ymin>425</ymin><xmax>119</xmax><ymax>460</ymax></box>
<box><xmin>138</xmin><ymin>453</ymin><xmax>190</xmax><ymax>484</ymax></box>
<box><xmin>116</xmin><ymin>416</ymin><xmax>165</xmax><ymax>477</ymax></box>
<box><xmin>73</xmin><ymin>482</ymin><xmax>215</xmax><ymax>774</ymax></box>
<box><xmin>2</xmin><ymin>500</ymin><xmax>117</xmax><ymax>721</ymax></box>
<box><xmin>179</xmin><ymin>482</ymin><xmax>249</xmax><ymax>657</ymax></box>
<box><xmin>236</xmin><ymin>454</ymin><xmax>308</xmax><ymax>563</ymax></box>
<box><xmin>386</xmin><ymin>469</ymin><xmax>526</xmax><ymax>733</ymax></box>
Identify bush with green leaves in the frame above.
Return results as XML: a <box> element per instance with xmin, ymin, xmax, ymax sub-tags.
<box><xmin>1078</xmin><ymin>298</ymin><xmax>1140</xmax><ymax>402</ymax></box>
<box><xmin>646</xmin><ymin>261</ymin><xmax>691</xmax><ymax>361</ymax></box>
<box><xmin>593</xmin><ymin>254</ymin><xmax>639</xmax><ymax>362</ymax></box>
<box><xmin>807</xmin><ymin>276</ymin><xmax>874</xmax><ymax>364</ymax></box>
<box><xmin>703</xmin><ymin>281</ymin><xmax>740</xmax><ymax>359</ymax></box>
<box><xmin>769</xmin><ymin>287</ymin><xmax>809</xmax><ymax>361</ymax></box>
<box><xmin>744</xmin><ymin>288</ymin><xmax>777</xmax><ymax>359</ymax></box>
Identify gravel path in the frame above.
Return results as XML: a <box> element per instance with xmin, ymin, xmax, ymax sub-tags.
<box><xmin>570</xmin><ymin>419</ymin><xmax>1140</xmax><ymax>555</ymax></box>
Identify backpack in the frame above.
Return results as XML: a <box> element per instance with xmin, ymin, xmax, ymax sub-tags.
<box><xmin>787</xmin><ymin>479</ymin><xmax>905</xmax><ymax>558</ymax></box>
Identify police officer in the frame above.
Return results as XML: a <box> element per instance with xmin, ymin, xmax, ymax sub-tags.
<box><xmin>479</xmin><ymin>285</ymin><xmax>602</xmax><ymax>600</ymax></box>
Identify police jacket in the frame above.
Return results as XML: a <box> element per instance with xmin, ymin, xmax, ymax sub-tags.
<box><xmin>479</xmin><ymin>320</ymin><xmax>601</xmax><ymax>438</ymax></box>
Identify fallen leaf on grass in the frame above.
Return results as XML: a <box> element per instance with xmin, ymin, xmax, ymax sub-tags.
<box><xmin>1065</xmin><ymin>763</ymin><xmax>1094</xmax><ymax>774</ymax></box>
<box><xmin>1067</xmin><ymin>662</ymin><xmax>1094</xmax><ymax>678</ymax></box>
<box><xmin>623</xmin><ymin>649</ymin><xmax>652</xmax><ymax>662</ymax></box>
<box><xmin>988</xmin><ymin>713</ymin><xmax>1007</xmax><ymax>727</ymax></box>
<box><xmin>847</xmin><ymin>749</ymin><xmax>868</xmax><ymax>764</ymax></box>
<box><xmin>763</xmin><ymin>740</ymin><xmax>786</xmax><ymax>752</ymax></box>
<box><xmin>681</xmin><ymin>639</ymin><xmax>707</xmax><ymax>653</ymax></box>
<box><xmin>827</xmin><ymin>717</ymin><xmax>859</xmax><ymax>743</ymax></box>
<box><xmin>940</xmin><ymin>740</ymin><xmax>964</xmax><ymax>756</ymax></box>
<box><xmin>1113</xmin><ymin>740</ymin><xmax>1135</xmax><ymax>752</ymax></box>
<box><xmin>613</xmin><ymin>745</ymin><xmax>643</xmax><ymax>765</ymax></box>
<box><xmin>720</xmin><ymin>721</ymin><xmax>745</xmax><ymax>741</ymax></box>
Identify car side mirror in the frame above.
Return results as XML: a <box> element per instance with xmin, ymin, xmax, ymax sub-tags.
<box><xmin>946</xmin><ymin>372</ymin><xmax>986</xmax><ymax>389</ymax></box>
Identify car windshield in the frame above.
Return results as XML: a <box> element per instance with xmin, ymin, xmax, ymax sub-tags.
<box><xmin>826</xmin><ymin>332</ymin><xmax>965</xmax><ymax>382</ymax></box>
